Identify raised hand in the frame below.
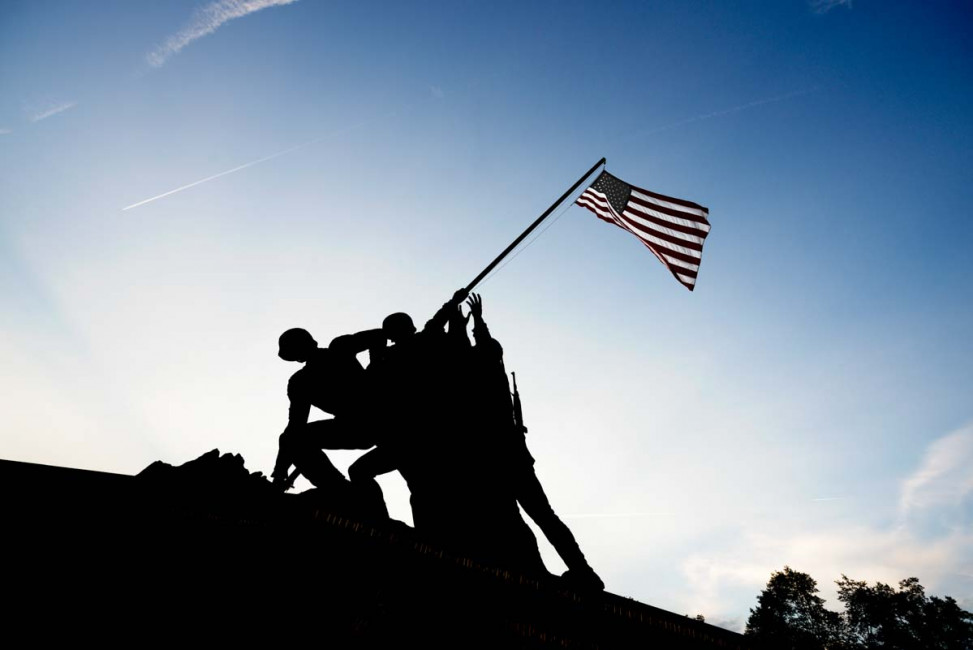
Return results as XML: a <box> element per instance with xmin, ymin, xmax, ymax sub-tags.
<box><xmin>466</xmin><ymin>293</ymin><xmax>483</xmax><ymax>319</ymax></box>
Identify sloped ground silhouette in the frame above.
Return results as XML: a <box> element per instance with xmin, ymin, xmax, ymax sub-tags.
<box><xmin>3</xmin><ymin>452</ymin><xmax>748</xmax><ymax>649</ymax></box>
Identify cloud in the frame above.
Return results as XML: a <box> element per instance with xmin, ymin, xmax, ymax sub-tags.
<box><xmin>683</xmin><ymin>527</ymin><xmax>973</xmax><ymax>631</ymax></box>
<box><xmin>147</xmin><ymin>0</ymin><xmax>299</xmax><ymax>68</ymax></box>
<box><xmin>26</xmin><ymin>101</ymin><xmax>78</xmax><ymax>123</ymax></box>
<box><xmin>899</xmin><ymin>423</ymin><xmax>973</xmax><ymax>530</ymax></box>
<box><xmin>0</xmin><ymin>128</ymin><xmax>12</xmax><ymax>135</ymax></box>
<box><xmin>677</xmin><ymin>424</ymin><xmax>973</xmax><ymax>629</ymax></box>
<box><xmin>811</xmin><ymin>0</ymin><xmax>853</xmax><ymax>13</ymax></box>
<box><xmin>430</xmin><ymin>86</ymin><xmax>445</xmax><ymax>99</ymax></box>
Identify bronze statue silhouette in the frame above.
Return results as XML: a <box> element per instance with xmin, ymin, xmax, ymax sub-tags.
<box><xmin>347</xmin><ymin>289</ymin><xmax>475</xmax><ymax>529</ymax></box>
<box><xmin>270</xmin><ymin>289</ymin><xmax>601</xmax><ymax>586</ymax></box>
<box><xmin>374</xmin><ymin>292</ymin><xmax>548</xmax><ymax>575</ymax></box>
<box><xmin>272</xmin><ymin>326</ymin><xmax>390</xmax><ymax>517</ymax></box>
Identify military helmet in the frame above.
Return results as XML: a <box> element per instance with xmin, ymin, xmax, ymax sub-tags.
<box><xmin>278</xmin><ymin>328</ymin><xmax>317</xmax><ymax>361</ymax></box>
<box><xmin>382</xmin><ymin>312</ymin><xmax>416</xmax><ymax>342</ymax></box>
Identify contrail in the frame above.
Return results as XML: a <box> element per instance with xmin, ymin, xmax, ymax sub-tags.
<box><xmin>121</xmin><ymin>117</ymin><xmax>381</xmax><ymax>211</ymax></box>
<box><xmin>634</xmin><ymin>87</ymin><xmax>820</xmax><ymax>138</ymax></box>
<box><xmin>122</xmin><ymin>139</ymin><xmax>312</xmax><ymax>211</ymax></box>
<box><xmin>27</xmin><ymin>101</ymin><xmax>78</xmax><ymax>123</ymax></box>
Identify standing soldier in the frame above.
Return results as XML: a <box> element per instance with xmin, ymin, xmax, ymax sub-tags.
<box><xmin>466</xmin><ymin>293</ymin><xmax>605</xmax><ymax>591</ymax></box>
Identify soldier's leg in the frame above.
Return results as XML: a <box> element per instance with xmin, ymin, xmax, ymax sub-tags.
<box><xmin>348</xmin><ymin>446</ymin><xmax>397</xmax><ymax>481</ymax></box>
<box><xmin>284</xmin><ymin>417</ymin><xmax>379</xmax><ymax>489</ymax></box>
<box><xmin>304</xmin><ymin>418</ymin><xmax>376</xmax><ymax>450</ymax></box>
<box><xmin>347</xmin><ymin>447</ymin><xmax>398</xmax><ymax>520</ymax></box>
<box><xmin>516</xmin><ymin>466</ymin><xmax>603</xmax><ymax>589</ymax></box>
<box><xmin>280</xmin><ymin>422</ymin><xmax>347</xmax><ymax>488</ymax></box>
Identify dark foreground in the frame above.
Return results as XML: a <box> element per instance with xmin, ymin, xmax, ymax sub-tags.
<box><xmin>2</xmin><ymin>453</ymin><xmax>747</xmax><ymax>649</ymax></box>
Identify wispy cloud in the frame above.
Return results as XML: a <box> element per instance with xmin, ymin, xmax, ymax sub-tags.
<box><xmin>0</xmin><ymin>128</ymin><xmax>12</xmax><ymax>135</ymax></box>
<box><xmin>148</xmin><ymin>0</ymin><xmax>299</xmax><ymax>68</ymax></box>
<box><xmin>811</xmin><ymin>0</ymin><xmax>853</xmax><ymax>13</ymax></box>
<box><xmin>26</xmin><ymin>101</ymin><xmax>78</xmax><ymax>123</ymax></box>
<box><xmin>682</xmin><ymin>527</ymin><xmax>972</xmax><ymax>630</ymax></box>
<box><xmin>678</xmin><ymin>425</ymin><xmax>973</xmax><ymax>628</ymax></box>
<box><xmin>633</xmin><ymin>87</ymin><xmax>820</xmax><ymax>138</ymax></box>
<box><xmin>899</xmin><ymin>423</ymin><xmax>973</xmax><ymax>520</ymax></box>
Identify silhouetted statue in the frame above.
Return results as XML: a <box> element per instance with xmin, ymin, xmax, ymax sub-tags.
<box><xmin>269</xmin><ymin>289</ymin><xmax>599</xmax><ymax>584</ymax></box>
<box><xmin>348</xmin><ymin>290</ymin><xmax>473</xmax><ymax>528</ymax></box>
<box><xmin>272</xmin><ymin>326</ymin><xmax>389</xmax><ymax>518</ymax></box>
<box><xmin>465</xmin><ymin>293</ymin><xmax>604</xmax><ymax>590</ymax></box>
<box><xmin>348</xmin><ymin>290</ymin><xmax>548</xmax><ymax>577</ymax></box>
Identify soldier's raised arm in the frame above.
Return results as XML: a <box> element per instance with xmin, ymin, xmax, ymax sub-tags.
<box><xmin>467</xmin><ymin>293</ymin><xmax>503</xmax><ymax>357</ymax></box>
<box><xmin>423</xmin><ymin>288</ymin><xmax>469</xmax><ymax>333</ymax></box>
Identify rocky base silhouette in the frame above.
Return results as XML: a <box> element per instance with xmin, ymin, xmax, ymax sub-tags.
<box><xmin>3</xmin><ymin>452</ymin><xmax>747</xmax><ymax>649</ymax></box>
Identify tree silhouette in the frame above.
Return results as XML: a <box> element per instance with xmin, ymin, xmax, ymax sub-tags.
<box><xmin>747</xmin><ymin>568</ymin><xmax>972</xmax><ymax>650</ymax></box>
<box><xmin>837</xmin><ymin>575</ymin><xmax>973</xmax><ymax>650</ymax></box>
<box><xmin>745</xmin><ymin>566</ymin><xmax>846</xmax><ymax>650</ymax></box>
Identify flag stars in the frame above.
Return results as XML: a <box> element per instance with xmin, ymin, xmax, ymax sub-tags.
<box><xmin>591</xmin><ymin>172</ymin><xmax>632</xmax><ymax>215</ymax></box>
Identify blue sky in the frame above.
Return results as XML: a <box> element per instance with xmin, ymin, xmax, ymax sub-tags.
<box><xmin>2</xmin><ymin>0</ymin><xmax>971</xmax><ymax>630</ymax></box>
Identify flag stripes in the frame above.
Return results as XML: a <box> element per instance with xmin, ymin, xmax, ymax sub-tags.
<box><xmin>576</xmin><ymin>171</ymin><xmax>710</xmax><ymax>291</ymax></box>
<box><xmin>630</xmin><ymin>189</ymin><xmax>709</xmax><ymax>220</ymax></box>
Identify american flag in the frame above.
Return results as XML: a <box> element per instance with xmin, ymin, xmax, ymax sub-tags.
<box><xmin>576</xmin><ymin>171</ymin><xmax>710</xmax><ymax>291</ymax></box>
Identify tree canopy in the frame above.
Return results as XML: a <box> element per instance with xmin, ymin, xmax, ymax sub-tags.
<box><xmin>745</xmin><ymin>568</ymin><xmax>972</xmax><ymax>650</ymax></box>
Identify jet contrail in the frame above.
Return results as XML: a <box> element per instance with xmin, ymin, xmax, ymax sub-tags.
<box><xmin>121</xmin><ymin>117</ymin><xmax>382</xmax><ymax>211</ymax></box>
<box><xmin>27</xmin><ymin>101</ymin><xmax>78</xmax><ymax>123</ymax></box>
<box><xmin>122</xmin><ymin>139</ymin><xmax>312</xmax><ymax>211</ymax></box>
<box><xmin>634</xmin><ymin>87</ymin><xmax>820</xmax><ymax>138</ymax></box>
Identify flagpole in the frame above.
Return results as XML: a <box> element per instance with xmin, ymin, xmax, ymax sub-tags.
<box><xmin>464</xmin><ymin>157</ymin><xmax>606</xmax><ymax>293</ymax></box>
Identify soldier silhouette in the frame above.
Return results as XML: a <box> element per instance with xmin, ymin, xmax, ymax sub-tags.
<box><xmin>346</xmin><ymin>289</ymin><xmax>471</xmax><ymax>527</ymax></box>
<box><xmin>272</xmin><ymin>326</ymin><xmax>389</xmax><ymax>515</ymax></box>
<box><xmin>354</xmin><ymin>291</ymin><xmax>549</xmax><ymax>576</ymax></box>
<box><xmin>465</xmin><ymin>293</ymin><xmax>604</xmax><ymax>590</ymax></box>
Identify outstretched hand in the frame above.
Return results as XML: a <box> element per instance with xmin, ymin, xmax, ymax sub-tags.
<box><xmin>466</xmin><ymin>293</ymin><xmax>483</xmax><ymax>319</ymax></box>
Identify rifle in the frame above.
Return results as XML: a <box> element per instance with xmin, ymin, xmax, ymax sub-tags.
<box><xmin>511</xmin><ymin>372</ymin><xmax>527</xmax><ymax>435</ymax></box>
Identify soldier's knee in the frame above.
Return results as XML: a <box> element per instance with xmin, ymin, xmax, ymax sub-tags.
<box><xmin>348</xmin><ymin>461</ymin><xmax>371</xmax><ymax>483</ymax></box>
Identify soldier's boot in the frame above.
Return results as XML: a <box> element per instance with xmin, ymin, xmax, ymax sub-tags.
<box><xmin>562</xmin><ymin>565</ymin><xmax>605</xmax><ymax>592</ymax></box>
